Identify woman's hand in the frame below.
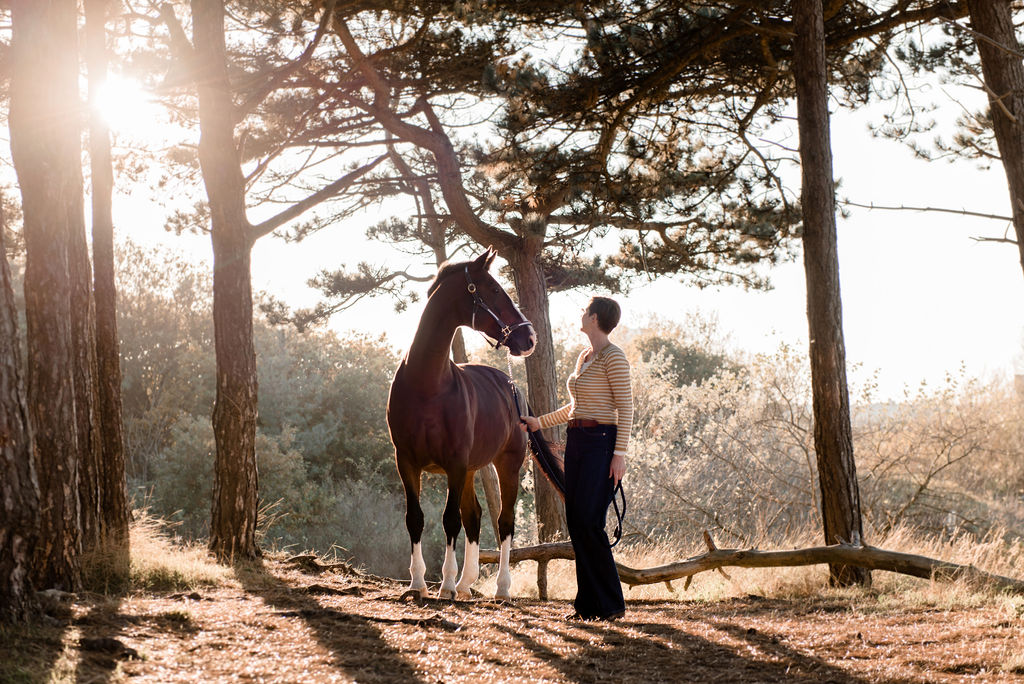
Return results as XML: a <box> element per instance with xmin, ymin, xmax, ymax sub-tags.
<box><xmin>609</xmin><ymin>453</ymin><xmax>625</xmax><ymax>486</ymax></box>
<box><xmin>520</xmin><ymin>415</ymin><xmax>541</xmax><ymax>432</ymax></box>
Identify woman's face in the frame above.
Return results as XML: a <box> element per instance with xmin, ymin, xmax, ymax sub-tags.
<box><xmin>580</xmin><ymin>306</ymin><xmax>599</xmax><ymax>335</ymax></box>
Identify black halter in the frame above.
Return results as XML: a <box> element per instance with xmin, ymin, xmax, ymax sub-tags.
<box><xmin>464</xmin><ymin>266</ymin><xmax>532</xmax><ymax>350</ymax></box>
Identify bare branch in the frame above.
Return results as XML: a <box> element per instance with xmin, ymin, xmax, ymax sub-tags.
<box><xmin>249</xmin><ymin>154</ymin><xmax>388</xmax><ymax>241</ymax></box>
<box><xmin>972</xmin><ymin>235</ymin><xmax>1019</xmax><ymax>245</ymax></box>
<box><xmin>839</xmin><ymin>199</ymin><xmax>1012</xmax><ymax>222</ymax></box>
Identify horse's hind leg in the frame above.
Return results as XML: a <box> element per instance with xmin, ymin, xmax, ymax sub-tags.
<box><xmin>456</xmin><ymin>471</ymin><xmax>482</xmax><ymax>599</ymax></box>
<box><xmin>439</xmin><ymin>466</ymin><xmax>466</xmax><ymax>599</ymax></box>
<box><xmin>494</xmin><ymin>452</ymin><xmax>522</xmax><ymax>600</ymax></box>
<box><xmin>398</xmin><ymin>458</ymin><xmax>427</xmax><ymax>598</ymax></box>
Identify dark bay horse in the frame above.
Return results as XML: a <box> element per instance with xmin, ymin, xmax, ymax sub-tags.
<box><xmin>386</xmin><ymin>248</ymin><xmax>537</xmax><ymax>599</ymax></box>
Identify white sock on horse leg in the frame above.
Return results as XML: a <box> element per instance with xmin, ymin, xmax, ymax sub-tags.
<box><xmin>456</xmin><ymin>540</ymin><xmax>479</xmax><ymax>598</ymax></box>
<box><xmin>440</xmin><ymin>541</ymin><xmax>459</xmax><ymax>597</ymax></box>
<box><xmin>496</xmin><ymin>536</ymin><xmax>512</xmax><ymax>599</ymax></box>
<box><xmin>410</xmin><ymin>542</ymin><xmax>427</xmax><ymax>596</ymax></box>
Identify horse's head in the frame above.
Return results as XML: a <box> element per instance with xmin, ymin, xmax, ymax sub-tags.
<box><xmin>431</xmin><ymin>247</ymin><xmax>537</xmax><ymax>357</ymax></box>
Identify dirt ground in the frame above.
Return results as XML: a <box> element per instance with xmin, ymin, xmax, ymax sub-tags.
<box><xmin>4</xmin><ymin>556</ymin><xmax>1024</xmax><ymax>683</ymax></box>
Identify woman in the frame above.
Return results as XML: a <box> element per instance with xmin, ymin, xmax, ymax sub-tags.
<box><xmin>520</xmin><ymin>296</ymin><xmax>633</xmax><ymax>621</ymax></box>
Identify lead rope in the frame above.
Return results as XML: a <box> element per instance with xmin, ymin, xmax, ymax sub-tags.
<box><xmin>505</xmin><ymin>351</ymin><xmax>626</xmax><ymax>548</ymax></box>
<box><xmin>608</xmin><ymin>481</ymin><xmax>626</xmax><ymax>549</ymax></box>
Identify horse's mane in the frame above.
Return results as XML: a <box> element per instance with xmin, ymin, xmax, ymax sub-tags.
<box><xmin>427</xmin><ymin>258</ymin><xmax>474</xmax><ymax>298</ymax></box>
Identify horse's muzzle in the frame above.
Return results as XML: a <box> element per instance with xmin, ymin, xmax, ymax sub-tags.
<box><xmin>508</xmin><ymin>325</ymin><xmax>537</xmax><ymax>357</ymax></box>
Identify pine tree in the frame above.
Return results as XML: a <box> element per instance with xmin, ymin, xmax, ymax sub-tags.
<box><xmin>10</xmin><ymin>0</ymin><xmax>86</xmax><ymax>591</ymax></box>
<box><xmin>0</xmin><ymin>205</ymin><xmax>40</xmax><ymax>622</ymax></box>
<box><xmin>793</xmin><ymin>0</ymin><xmax>870</xmax><ymax>587</ymax></box>
<box><xmin>147</xmin><ymin>0</ymin><xmax>389</xmax><ymax>558</ymax></box>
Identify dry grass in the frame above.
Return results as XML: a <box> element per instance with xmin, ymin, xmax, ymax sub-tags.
<box><xmin>82</xmin><ymin>509</ymin><xmax>234</xmax><ymax>594</ymax></box>
<box><xmin>125</xmin><ymin>512</ymin><xmax>233</xmax><ymax>592</ymax></box>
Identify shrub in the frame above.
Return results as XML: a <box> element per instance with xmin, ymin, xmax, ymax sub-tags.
<box><xmin>623</xmin><ymin>345</ymin><xmax>1024</xmax><ymax>552</ymax></box>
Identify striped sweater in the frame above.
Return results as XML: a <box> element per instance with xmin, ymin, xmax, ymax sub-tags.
<box><xmin>537</xmin><ymin>343</ymin><xmax>634</xmax><ymax>457</ymax></box>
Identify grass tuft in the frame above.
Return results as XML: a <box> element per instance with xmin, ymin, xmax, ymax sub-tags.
<box><xmin>125</xmin><ymin>509</ymin><xmax>233</xmax><ymax>593</ymax></box>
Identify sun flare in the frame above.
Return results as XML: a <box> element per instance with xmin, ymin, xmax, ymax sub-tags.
<box><xmin>92</xmin><ymin>75</ymin><xmax>167</xmax><ymax>142</ymax></box>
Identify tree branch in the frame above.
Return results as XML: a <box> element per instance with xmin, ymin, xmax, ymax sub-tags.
<box><xmin>829</xmin><ymin>2</ymin><xmax>970</xmax><ymax>48</ymax></box>
<box><xmin>386</xmin><ymin>137</ymin><xmax>448</xmax><ymax>260</ymax></box>
<box><xmin>235</xmin><ymin>0</ymin><xmax>337</xmax><ymax>120</ymax></box>
<box><xmin>329</xmin><ymin>16</ymin><xmax>516</xmax><ymax>252</ymax></box>
<box><xmin>249</xmin><ymin>154</ymin><xmax>388</xmax><ymax>241</ymax></box>
<box><xmin>938</xmin><ymin>14</ymin><xmax>1024</xmax><ymax>61</ymax></box>
<box><xmin>479</xmin><ymin>535</ymin><xmax>1024</xmax><ymax>594</ymax></box>
<box><xmin>972</xmin><ymin>235</ymin><xmax>1019</xmax><ymax>245</ymax></box>
<box><xmin>156</xmin><ymin>3</ymin><xmax>197</xmax><ymax>91</ymax></box>
<box><xmin>839</xmin><ymin>199</ymin><xmax>1012</xmax><ymax>222</ymax></box>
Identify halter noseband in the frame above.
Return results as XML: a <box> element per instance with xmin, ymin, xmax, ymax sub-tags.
<box><xmin>464</xmin><ymin>265</ymin><xmax>532</xmax><ymax>350</ymax></box>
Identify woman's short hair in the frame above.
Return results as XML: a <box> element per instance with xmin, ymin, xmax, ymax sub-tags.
<box><xmin>587</xmin><ymin>296</ymin><xmax>621</xmax><ymax>334</ymax></box>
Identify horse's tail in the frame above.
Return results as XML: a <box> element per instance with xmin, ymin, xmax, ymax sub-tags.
<box><xmin>522</xmin><ymin>406</ymin><xmax>566</xmax><ymax>498</ymax></box>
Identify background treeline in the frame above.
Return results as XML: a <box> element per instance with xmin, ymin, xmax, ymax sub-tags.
<box><xmin>80</xmin><ymin>241</ymin><xmax>1024</xmax><ymax>579</ymax></box>
<box><xmin>108</xmin><ymin>241</ymin><xmax>420</xmax><ymax>574</ymax></box>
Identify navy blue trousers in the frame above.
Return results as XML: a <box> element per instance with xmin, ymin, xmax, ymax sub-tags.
<box><xmin>564</xmin><ymin>425</ymin><xmax>625</xmax><ymax>619</ymax></box>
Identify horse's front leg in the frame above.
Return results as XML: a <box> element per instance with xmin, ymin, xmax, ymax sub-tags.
<box><xmin>456</xmin><ymin>470</ymin><xmax>482</xmax><ymax>599</ymax></box>
<box><xmin>439</xmin><ymin>466</ymin><xmax>466</xmax><ymax>599</ymax></box>
<box><xmin>398</xmin><ymin>460</ymin><xmax>427</xmax><ymax>598</ymax></box>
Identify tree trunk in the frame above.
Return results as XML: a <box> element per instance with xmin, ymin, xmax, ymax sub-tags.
<box><xmin>792</xmin><ymin>0</ymin><xmax>870</xmax><ymax>587</ymax></box>
<box><xmin>509</xmin><ymin>243</ymin><xmax>568</xmax><ymax>542</ymax></box>
<box><xmin>86</xmin><ymin>0</ymin><xmax>131</xmax><ymax>549</ymax></box>
<box><xmin>9</xmin><ymin>0</ymin><xmax>84</xmax><ymax>592</ymax></box>
<box><xmin>192</xmin><ymin>0</ymin><xmax>260</xmax><ymax>560</ymax></box>
<box><xmin>0</xmin><ymin>211</ymin><xmax>40</xmax><ymax>622</ymax></box>
<box><xmin>966</xmin><ymin>0</ymin><xmax>1024</xmax><ymax>277</ymax></box>
<box><xmin>70</xmin><ymin>122</ymin><xmax>104</xmax><ymax>556</ymax></box>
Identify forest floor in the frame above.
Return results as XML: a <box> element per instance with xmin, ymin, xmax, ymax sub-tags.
<box><xmin>3</xmin><ymin>552</ymin><xmax>1024</xmax><ymax>683</ymax></box>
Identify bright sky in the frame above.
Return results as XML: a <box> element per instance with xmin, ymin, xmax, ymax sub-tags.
<box><xmin>257</xmin><ymin>107</ymin><xmax>1024</xmax><ymax>402</ymax></box>
<box><xmin>610</xmin><ymin>100</ymin><xmax>1024</xmax><ymax>401</ymax></box>
<box><xmin>98</xmin><ymin>74</ymin><xmax>1024</xmax><ymax>403</ymax></box>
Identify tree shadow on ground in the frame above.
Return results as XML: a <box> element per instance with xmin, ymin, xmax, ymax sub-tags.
<box><xmin>1</xmin><ymin>556</ymin><xmax>133</xmax><ymax>684</ymax></box>
<box><xmin>70</xmin><ymin>544</ymin><xmax>135</xmax><ymax>683</ymax></box>
<box><xmin>504</xmin><ymin>603</ymin><xmax>870</xmax><ymax>683</ymax></box>
<box><xmin>0</xmin><ymin>586</ymin><xmax>132</xmax><ymax>683</ymax></box>
<box><xmin>0</xmin><ymin>614</ymin><xmax>71</xmax><ymax>683</ymax></box>
<box><xmin>71</xmin><ymin>595</ymin><xmax>138</xmax><ymax>684</ymax></box>
<box><xmin>233</xmin><ymin>558</ymin><xmax>425</xmax><ymax>683</ymax></box>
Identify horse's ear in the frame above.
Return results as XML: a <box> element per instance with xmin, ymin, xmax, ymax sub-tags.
<box><xmin>476</xmin><ymin>246</ymin><xmax>497</xmax><ymax>270</ymax></box>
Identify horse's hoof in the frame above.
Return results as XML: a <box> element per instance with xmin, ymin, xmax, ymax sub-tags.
<box><xmin>455</xmin><ymin>590</ymin><xmax>472</xmax><ymax>601</ymax></box>
<box><xmin>400</xmin><ymin>589</ymin><xmax>427</xmax><ymax>603</ymax></box>
<box><xmin>438</xmin><ymin>588</ymin><xmax>456</xmax><ymax>600</ymax></box>
<box><xmin>494</xmin><ymin>592</ymin><xmax>512</xmax><ymax>602</ymax></box>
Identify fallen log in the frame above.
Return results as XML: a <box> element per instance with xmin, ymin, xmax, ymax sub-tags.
<box><xmin>478</xmin><ymin>532</ymin><xmax>1024</xmax><ymax>595</ymax></box>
